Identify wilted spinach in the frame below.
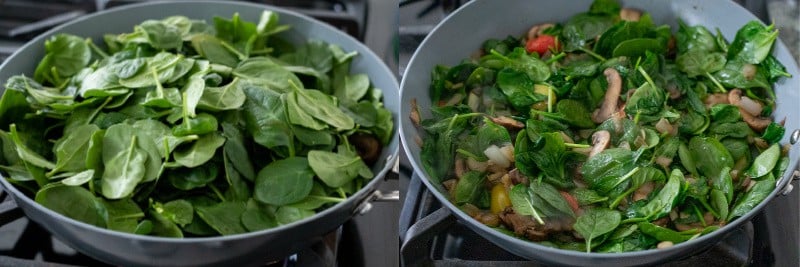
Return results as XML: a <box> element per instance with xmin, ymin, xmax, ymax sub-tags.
<box><xmin>415</xmin><ymin>0</ymin><xmax>792</xmax><ymax>253</ymax></box>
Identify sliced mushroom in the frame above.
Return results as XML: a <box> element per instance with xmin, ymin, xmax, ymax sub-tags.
<box><xmin>443</xmin><ymin>179</ymin><xmax>458</xmax><ymax>196</ymax></box>
<box><xmin>349</xmin><ymin>133</ymin><xmax>382</xmax><ymax>166</ymax></box>
<box><xmin>739</xmin><ymin>96</ymin><xmax>764</xmax><ymax>116</ymax></box>
<box><xmin>527</xmin><ymin>23</ymin><xmax>555</xmax><ymax>40</ymax></box>
<box><xmin>589</xmin><ymin>130</ymin><xmax>611</xmax><ymax>158</ymax></box>
<box><xmin>491</xmin><ymin>115</ymin><xmax>525</xmax><ymax>130</ymax></box>
<box><xmin>666</xmin><ymin>84</ymin><xmax>682</xmax><ymax>99</ymax></box>
<box><xmin>633</xmin><ymin>181</ymin><xmax>655</xmax><ymax>201</ymax></box>
<box><xmin>620</xmin><ymin>8</ymin><xmax>642</xmax><ymax>22</ymax></box>
<box><xmin>655</xmin><ymin>118</ymin><xmax>677</xmax><ymax>136</ymax></box>
<box><xmin>728</xmin><ymin>89</ymin><xmax>771</xmax><ymax>132</ymax></box>
<box><xmin>657</xmin><ymin>241</ymin><xmax>674</xmax><ymax>249</ymax></box>
<box><xmin>704</xmin><ymin>93</ymin><xmax>730</xmax><ymax>108</ymax></box>
<box><xmin>454</xmin><ymin>158</ymin><xmax>466</xmax><ymax>179</ymax></box>
<box><xmin>410</xmin><ymin>98</ymin><xmax>421</xmax><ymax>127</ymax></box>
<box><xmin>509</xmin><ymin>168</ymin><xmax>529</xmax><ymax>185</ymax></box>
<box><xmin>558</xmin><ymin>131</ymin><xmax>575</xmax><ymax>144</ymax></box>
<box><xmin>592</xmin><ymin>68</ymin><xmax>623</xmax><ymax>124</ymax></box>
<box><xmin>466</xmin><ymin>157</ymin><xmax>488</xmax><ymax>172</ymax></box>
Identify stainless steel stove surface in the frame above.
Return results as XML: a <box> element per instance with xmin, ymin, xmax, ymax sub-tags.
<box><xmin>0</xmin><ymin>1</ymin><xmax>400</xmax><ymax>267</ymax></box>
<box><xmin>398</xmin><ymin>0</ymin><xmax>800</xmax><ymax>266</ymax></box>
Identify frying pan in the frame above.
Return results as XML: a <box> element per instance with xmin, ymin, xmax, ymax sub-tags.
<box><xmin>0</xmin><ymin>1</ymin><xmax>399</xmax><ymax>266</ymax></box>
<box><xmin>399</xmin><ymin>0</ymin><xmax>800</xmax><ymax>266</ymax></box>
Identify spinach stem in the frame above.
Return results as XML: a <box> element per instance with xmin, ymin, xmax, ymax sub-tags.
<box><xmin>219</xmin><ymin>40</ymin><xmax>247</xmax><ymax>60</ymax></box>
<box><xmin>620</xmin><ymin>217</ymin><xmax>647</xmax><ymax>224</ymax></box>
<box><xmin>612</xmin><ymin>167</ymin><xmax>640</xmax><ymax>188</ymax></box>
<box><xmin>488</xmin><ymin>49</ymin><xmax>511</xmax><ymax>61</ymax></box>
<box><xmin>209</xmin><ymin>183</ymin><xmax>226</xmax><ymax>202</ymax></box>
<box><xmin>546</xmin><ymin>52</ymin><xmax>566</xmax><ymax>64</ymax></box>
<box><xmin>86</xmin><ymin>38</ymin><xmax>109</xmax><ymax>58</ymax></box>
<box><xmin>546</xmin><ymin>86</ymin><xmax>553</xmax><ymax>113</ymax></box>
<box><xmin>456</xmin><ymin>148</ymin><xmax>483</xmax><ymax>160</ymax></box>
<box><xmin>609</xmin><ymin>185</ymin><xmax>635</xmax><ymax>209</ymax></box>
<box><xmin>579</xmin><ymin>47</ymin><xmax>606</xmax><ymax>61</ymax></box>
<box><xmin>564</xmin><ymin>143</ymin><xmax>591</xmax><ymax>148</ymax></box>
<box><xmin>181</xmin><ymin>92</ymin><xmax>190</xmax><ymax>126</ymax></box>
<box><xmin>447</xmin><ymin>113</ymin><xmax>483</xmax><ymax>131</ymax></box>
<box><xmin>151</xmin><ymin>67</ymin><xmax>164</xmax><ymax>97</ymax></box>
<box><xmin>530</xmin><ymin>109</ymin><xmax>563</xmax><ymax>120</ymax></box>
<box><xmin>636</xmin><ymin>66</ymin><xmax>657</xmax><ymax>89</ymax></box>
<box><xmin>336</xmin><ymin>187</ymin><xmax>347</xmax><ymax>199</ymax></box>
<box><xmin>209</xmin><ymin>64</ymin><xmax>233</xmax><ymax>76</ymax></box>
<box><xmin>87</xmin><ymin>97</ymin><xmax>113</xmax><ymax>126</ymax></box>
<box><xmin>705</xmin><ymin>72</ymin><xmax>727</xmax><ymax>93</ymax></box>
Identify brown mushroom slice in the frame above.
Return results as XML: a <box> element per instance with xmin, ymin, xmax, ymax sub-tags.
<box><xmin>348</xmin><ymin>133</ymin><xmax>382</xmax><ymax>166</ymax></box>
<box><xmin>589</xmin><ymin>130</ymin><xmax>611</xmax><ymax>158</ymax></box>
<box><xmin>409</xmin><ymin>98</ymin><xmax>421</xmax><ymax>127</ymax></box>
<box><xmin>592</xmin><ymin>68</ymin><xmax>623</xmax><ymax>124</ymax></box>
<box><xmin>527</xmin><ymin>23</ymin><xmax>555</xmax><ymax>40</ymax></box>
<box><xmin>491</xmin><ymin>115</ymin><xmax>525</xmax><ymax>130</ymax></box>
<box><xmin>728</xmin><ymin>89</ymin><xmax>771</xmax><ymax>132</ymax></box>
<box><xmin>704</xmin><ymin>93</ymin><xmax>729</xmax><ymax>107</ymax></box>
<box><xmin>620</xmin><ymin>8</ymin><xmax>642</xmax><ymax>22</ymax></box>
<box><xmin>454</xmin><ymin>158</ymin><xmax>466</xmax><ymax>179</ymax></box>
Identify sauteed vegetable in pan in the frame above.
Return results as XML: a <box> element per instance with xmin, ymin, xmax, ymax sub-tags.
<box><xmin>0</xmin><ymin>11</ymin><xmax>392</xmax><ymax>237</ymax></box>
<box><xmin>411</xmin><ymin>0</ymin><xmax>792</xmax><ymax>252</ymax></box>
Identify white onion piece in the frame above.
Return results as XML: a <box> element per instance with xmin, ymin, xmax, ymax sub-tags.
<box><xmin>484</xmin><ymin>145</ymin><xmax>510</xmax><ymax>168</ymax></box>
<box><xmin>499</xmin><ymin>144</ymin><xmax>515</xmax><ymax>163</ymax></box>
<box><xmin>742</xmin><ymin>64</ymin><xmax>757</xmax><ymax>80</ymax></box>
<box><xmin>445</xmin><ymin>93</ymin><xmax>465</xmax><ymax>106</ymax></box>
<box><xmin>655</xmin><ymin>118</ymin><xmax>674</xmax><ymax>135</ymax></box>
<box><xmin>467</xmin><ymin>93</ymin><xmax>480</xmax><ymax>112</ymax></box>
<box><xmin>739</xmin><ymin>96</ymin><xmax>763</xmax><ymax>116</ymax></box>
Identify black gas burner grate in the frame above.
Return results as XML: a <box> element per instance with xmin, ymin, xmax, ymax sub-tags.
<box><xmin>399</xmin><ymin>172</ymin><xmax>768</xmax><ymax>266</ymax></box>
<box><xmin>0</xmin><ymin>0</ymin><xmax>367</xmax><ymax>63</ymax></box>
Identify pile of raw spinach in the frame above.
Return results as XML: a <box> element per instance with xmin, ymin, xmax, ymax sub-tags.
<box><xmin>417</xmin><ymin>0</ymin><xmax>792</xmax><ymax>252</ymax></box>
<box><xmin>0</xmin><ymin>11</ymin><xmax>392</xmax><ymax>237</ymax></box>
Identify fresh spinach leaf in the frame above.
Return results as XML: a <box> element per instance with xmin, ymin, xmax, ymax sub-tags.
<box><xmin>307</xmin><ymin>150</ymin><xmax>372</xmax><ymax>188</ymax></box>
<box><xmin>254</xmin><ymin>157</ymin><xmax>314</xmax><ymax>205</ymax></box>
<box><xmin>574</xmin><ymin>208</ymin><xmax>621</xmax><ymax>252</ymax></box>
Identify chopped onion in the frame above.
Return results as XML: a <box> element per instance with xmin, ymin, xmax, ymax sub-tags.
<box><xmin>445</xmin><ymin>93</ymin><xmax>465</xmax><ymax>106</ymax></box>
<box><xmin>739</xmin><ymin>96</ymin><xmax>763</xmax><ymax>116</ymax></box>
<box><xmin>655</xmin><ymin>156</ymin><xmax>673</xmax><ymax>169</ymax></box>
<box><xmin>484</xmin><ymin>145</ymin><xmax>510</xmax><ymax>168</ymax></box>
<box><xmin>467</xmin><ymin>92</ymin><xmax>480</xmax><ymax>112</ymax></box>
<box><xmin>466</xmin><ymin>157</ymin><xmax>488</xmax><ymax>172</ymax></box>
<box><xmin>742</xmin><ymin>64</ymin><xmax>757</xmax><ymax>80</ymax></box>
<box><xmin>655</xmin><ymin>118</ymin><xmax>675</xmax><ymax>135</ymax></box>
<box><xmin>499</xmin><ymin>144</ymin><xmax>515</xmax><ymax>163</ymax></box>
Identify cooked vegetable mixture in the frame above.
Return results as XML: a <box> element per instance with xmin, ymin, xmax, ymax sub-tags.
<box><xmin>412</xmin><ymin>0</ymin><xmax>792</xmax><ymax>252</ymax></box>
<box><xmin>0</xmin><ymin>11</ymin><xmax>393</xmax><ymax>237</ymax></box>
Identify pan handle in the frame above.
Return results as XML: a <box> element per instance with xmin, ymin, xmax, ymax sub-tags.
<box><xmin>400</xmin><ymin>207</ymin><xmax>455</xmax><ymax>266</ymax></box>
<box><xmin>353</xmin><ymin>156</ymin><xmax>402</xmax><ymax>215</ymax></box>
<box><xmin>0</xmin><ymin>189</ymin><xmax>24</xmax><ymax>226</ymax></box>
<box><xmin>354</xmin><ymin>188</ymin><xmax>401</xmax><ymax>215</ymax></box>
<box><xmin>775</xmin><ymin>129</ymin><xmax>800</xmax><ymax>196</ymax></box>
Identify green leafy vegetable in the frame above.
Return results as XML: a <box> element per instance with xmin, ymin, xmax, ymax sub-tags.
<box><xmin>0</xmin><ymin>11</ymin><xmax>392</xmax><ymax>238</ymax></box>
<box><xmin>574</xmin><ymin>208</ymin><xmax>621</xmax><ymax>252</ymax></box>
